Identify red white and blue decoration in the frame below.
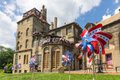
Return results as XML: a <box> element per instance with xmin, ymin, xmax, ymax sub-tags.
<box><xmin>75</xmin><ymin>24</ymin><xmax>112</xmax><ymax>63</ymax></box>
<box><xmin>62</xmin><ymin>50</ymin><xmax>74</xmax><ymax>66</ymax></box>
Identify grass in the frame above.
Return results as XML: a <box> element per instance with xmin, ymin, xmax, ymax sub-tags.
<box><xmin>0</xmin><ymin>72</ymin><xmax>120</xmax><ymax>80</ymax></box>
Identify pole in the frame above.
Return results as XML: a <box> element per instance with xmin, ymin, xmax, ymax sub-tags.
<box><xmin>97</xmin><ymin>53</ymin><xmax>103</xmax><ymax>73</ymax></box>
<box><xmin>92</xmin><ymin>53</ymin><xmax>95</xmax><ymax>80</ymax></box>
<box><xmin>69</xmin><ymin>66</ymin><xmax>71</xmax><ymax>80</ymax></box>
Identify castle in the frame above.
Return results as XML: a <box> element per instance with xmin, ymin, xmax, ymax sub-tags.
<box><xmin>13</xmin><ymin>5</ymin><xmax>120</xmax><ymax>74</ymax></box>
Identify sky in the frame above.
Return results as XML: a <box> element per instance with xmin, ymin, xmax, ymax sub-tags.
<box><xmin>0</xmin><ymin>0</ymin><xmax>120</xmax><ymax>49</ymax></box>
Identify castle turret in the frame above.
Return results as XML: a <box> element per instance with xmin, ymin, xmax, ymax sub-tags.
<box><xmin>54</xmin><ymin>17</ymin><xmax>57</xmax><ymax>29</ymax></box>
<box><xmin>40</xmin><ymin>5</ymin><xmax>47</xmax><ymax>21</ymax></box>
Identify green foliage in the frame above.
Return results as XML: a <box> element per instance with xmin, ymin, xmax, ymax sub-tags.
<box><xmin>0</xmin><ymin>46</ymin><xmax>14</xmax><ymax>70</ymax></box>
<box><xmin>6</xmin><ymin>63</ymin><xmax>13</xmax><ymax>73</ymax></box>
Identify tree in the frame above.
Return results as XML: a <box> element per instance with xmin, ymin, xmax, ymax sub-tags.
<box><xmin>0</xmin><ymin>46</ymin><xmax>15</xmax><ymax>69</ymax></box>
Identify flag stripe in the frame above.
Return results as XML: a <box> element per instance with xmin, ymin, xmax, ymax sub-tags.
<box><xmin>95</xmin><ymin>34</ymin><xmax>110</xmax><ymax>43</ymax></box>
<box><xmin>95</xmin><ymin>32</ymin><xmax>112</xmax><ymax>39</ymax></box>
<box><xmin>92</xmin><ymin>35</ymin><xmax>106</xmax><ymax>45</ymax></box>
<box><xmin>80</xmin><ymin>29</ymin><xmax>88</xmax><ymax>37</ymax></box>
<box><xmin>88</xmin><ymin>24</ymin><xmax>102</xmax><ymax>33</ymax></box>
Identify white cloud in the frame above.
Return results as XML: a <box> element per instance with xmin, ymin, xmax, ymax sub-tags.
<box><xmin>15</xmin><ymin>0</ymin><xmax>101</xmax><ymax>26</ymax></box>
<box><xmin>114</xmin><ymin>0</ymin><xmax>119</xmax><ymax>3</ymax></box>
<box><xmin>102</xmin><ymin>6</ymin><xmax>120</xmax><ymax>20</ymax></box>
<box><xmin>0</xmin><ymin>0</ymin><xmax>102</xmax><ymax>49</ymax></box>
<box><xmin>0</xmin><ymin>11</ymin><xmax>17</xmax><ymax>49</ymax></box>
<box><xmin>3</xmin><ymin>1</ymin><xmax>7</xmax><ymax>5</ymax></box>
<box><xmin>102</xmin><ymin>14</ymin><xmax>111</xmax><ymax>20</ymax></box>
<box><xmin>114</xmin><ymin>6</ymin><xmax>120</xmax><ymax>14</ymax></box>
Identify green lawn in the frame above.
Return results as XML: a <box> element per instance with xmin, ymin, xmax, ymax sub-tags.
<box><xmin>0</xmin><ymin>72</ymin><xmax>120</xmax><ymax>80</ymax></box>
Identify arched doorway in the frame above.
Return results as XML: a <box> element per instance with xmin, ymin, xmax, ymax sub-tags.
<box><xmin>43</xmin><ymin>47</ymin><xmax>49</xmax><ymax>70</ymax></box>
<box><xmin>51</xmin><ymin>47</ymin><xmax>60</xmax><ymax>70</ymax></box>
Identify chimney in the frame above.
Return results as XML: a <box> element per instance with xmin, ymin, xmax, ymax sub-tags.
<box><xmin>40</xmin><ymin>5</ymin><xmax>47</xmax><ymax>21</ymax></box>
<box><xmin>54</xmin><ymin>17</ymin><xmax>57</xmax><ymax>29</ymax></box>
<box><xmin>64</xmin><ymin>22</ymin><xmax>67</xmax><ymax>25</ymax></box>
<box><xmin>51</xmin><ymin>22</ymin><xmax>54</xmax><ymax>30</ymax></box>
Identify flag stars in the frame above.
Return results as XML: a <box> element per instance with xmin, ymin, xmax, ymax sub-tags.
<box><xmin>99</xmin><ymin>29</ymin><xmax>101</xmax><ymax>31</ymax></box>
<box><xmin>106</xmin><ymin>39</ymin><xmax>108</xmax><ymax>41</ymax></box>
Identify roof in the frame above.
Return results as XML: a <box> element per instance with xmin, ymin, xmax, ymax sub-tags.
<box><xmin>49</xmin><ymin>22</ymin><xmax>82</xmax><ymax>32</ymax></box>
<box><xmin>99</xmin><ymin>12</ymin><xmax>120</xmax><ymax>26</ymax></box>
<box><xmin>17</xmin><ymin>8</ymin><xmax>50</xmax><ymax>25</ymax></box>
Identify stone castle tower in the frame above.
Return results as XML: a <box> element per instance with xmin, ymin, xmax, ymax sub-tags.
<box><xmin>13</xmin><ymin>5</ymin><xmax>49</xmax><ymax>73</ymax></box>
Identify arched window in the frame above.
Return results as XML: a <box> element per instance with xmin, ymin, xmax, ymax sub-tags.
<box><xmin>26</xmin><ymin>28</ymin><xmax>29</xmax><ymax>36</ymax></box>
<box><xmin>25</xmin><ymin>39</ymin><xmax>28</xmax><ymax>48</ymax></box>
<box><xmin>17</xmin><ymin>42</ymin><xmax>20</xmax><ymax>50</ymax></box>
<box><xmin>51</xmin><ymin>47</ymin><xmax>60</xmax><ymax>69</ymax></box>
<box><xmin>18</xmin><ymin>31</ymin><xmax>20</xmax><ymax>38</ymax></box>
<box><xmin>43</xmin><ymin>47</ymin><xmax>49</xmax><ymax>69</ymax></box>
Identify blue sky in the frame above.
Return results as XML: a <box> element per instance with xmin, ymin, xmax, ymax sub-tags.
<box><xmin>0</xmin><ymin>0</ymin><xmax>120</xmax><ymax>49</ymax></box>
<box><xmin>76</xmin><ymin>0</ymin><xmax>120</xmax><ymax>28</ymax></box>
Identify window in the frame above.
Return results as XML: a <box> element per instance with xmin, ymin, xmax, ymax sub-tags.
<box><xmin>66</xmin><ymin>26</ymin><xmax>72</xmax><ymax>35</ymax></box>
<box><xmin>51</xmin><ymin>47</ymin><xmax>60</xmax><ymax>69</ymax></box>
<box><xmin>18</xmin><ymin>31</ymin><xmax>20</xmax><ymax>38</ymax></box>
<box><xmin>26</xmin><ymin>28</ymin><xmax>29</xmax><ymax>36</ymax></box>
<box><xmin>106</xmin><ymin>53</ymin><xmax>113</xmax><ymax>69</ymax></box>
<box><xmin>26</xmin><ymin>55</ymin><xmax>29</xmax><ymax>64</ymax></box>
<box><xmin>19</xmin><ymin>70</ymin><xmax>21</xmax><ymax>73</ymax></box>
<box><xmin>24</xmin><ymin>70</ymin><xmax>27</xmax><ymax>73</ymax></box>
<box><xmin>56</xmin><ymin>30</ymin><xmax>61</xmax><ymax>36</ymax></box>
<box><xmin>66</xmin><ymin>27</ymin><xmax>73</xmax><ymax>39</ymax></box>
<box><xmin>38</xmin><ymin>54</ymin><xmax>42</xmax><ymax>65</ymax></box>
<box><xmin>56</xmin><ymin>51</ymin><xmax>60</xmax><ymax>67</ymax></box>
<box><xmin>20</xmin><ymin>45</ymin><xmax>22</xmax><ymax>49</ymax></box>
<box><xmin>52</xmin><ymin>51</ymin><xmax>55</xmax><ymax>68</ymax></box>
<box><xmin>19</xmin><ymin>55</ymin><xmax>21</xmax><ymax>60</ymax></box>
<box><xmin>43</xmin><ymin>47</ymin><xmax>49</xmax><ymax>69</ymax></box>
<box><xmin>17</xmin><ymin>42</ymin><xmax>20</xmax><ymax>50</ymax></box>
<box><xmin>24</xmin><ymin>55</ymin><xmax>26</xmax><ymax>64</ymax></box>
<box><xmin>75</xmin><ymin>28</ymin><xmax>78</xmax><ymax>37</ymax></box>
<box><xmin>32</xmin><ymin>38</ymin><xmax>35</xmax><ymax>47</ymax></box>
<box><xmin>25</xmin><ymin>39</ymin><xmax>28</xmax><ymax>48</ymax></box>
<box><xmin>14</xmin><ymin>70</ymin><xmax>17</xmax><ymax>73</ymax></box>
<box><xmin>23</xmin><ymin>55</ymin><xmax>29</xmax><ymax>64</ymax></box>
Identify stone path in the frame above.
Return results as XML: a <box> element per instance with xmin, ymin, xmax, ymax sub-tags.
<box><xmin>64</xmin><ymin>70</ymin><xmax>120</xmax><ymax>75</ymax></box>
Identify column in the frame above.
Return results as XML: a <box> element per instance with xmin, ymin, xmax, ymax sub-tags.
<box><xmin>60</xmin><ymin>46</ymin><xmax>63</xmax><ymax>67</ymax></box>
<box><xmin>49</xmin><ymin>46</ymin><xmax>52</xmax><ymax>72</ymax></box>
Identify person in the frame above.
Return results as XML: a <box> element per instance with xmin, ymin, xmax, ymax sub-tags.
<box><xmin>11</xmin><ymin>66</ymin><xmax>14</xmax><ymax>71</ymax></box>
<box><xmin>4</xmin><ymin>65</ymin><xmax>7</xmax><ymax>73</ymax></box>
<box><xmin>29</xmin><ymin>56</ymin><xmax>35</xmax><ymax>72</ymax></box>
